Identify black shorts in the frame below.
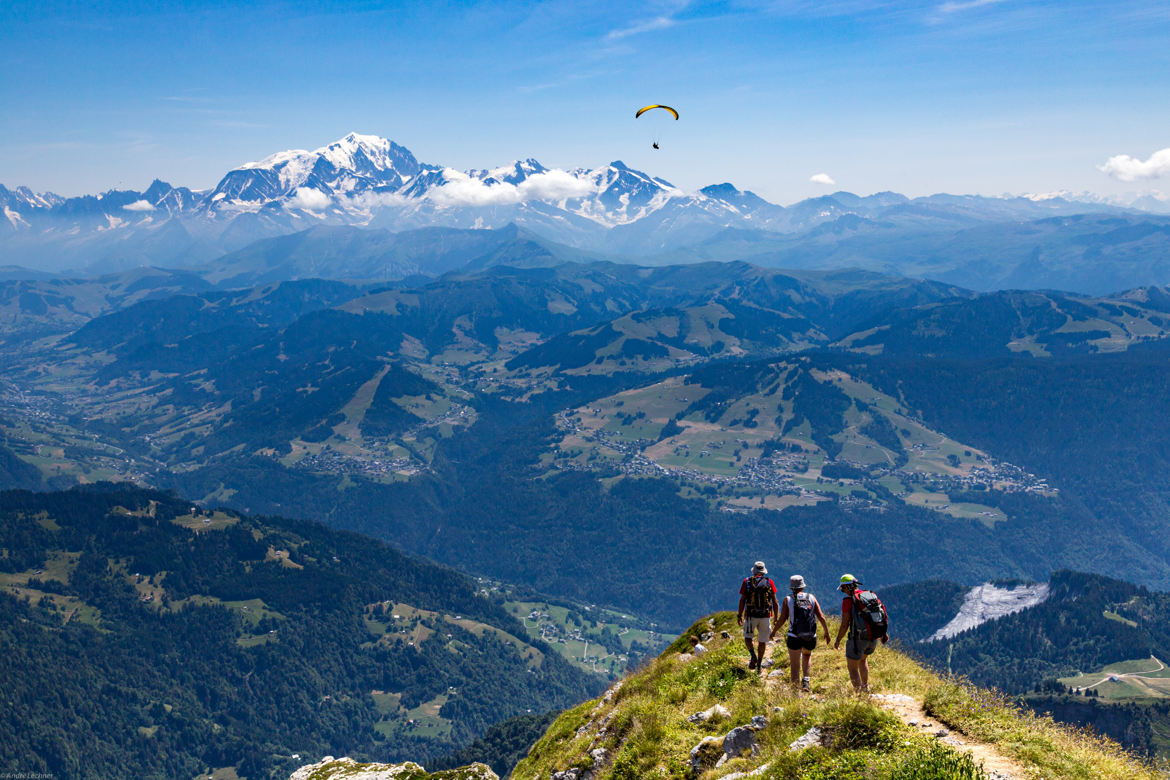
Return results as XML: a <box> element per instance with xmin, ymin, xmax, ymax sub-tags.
<box><xmin>786</xmin><ymin>635</ymin><xmax>817</xmax><ymax>651</ymax></box>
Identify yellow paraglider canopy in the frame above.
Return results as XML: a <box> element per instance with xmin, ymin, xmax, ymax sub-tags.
<box><xmin>635</xmin><ymin>104</ymin><xmax>679</xmax><ymax>120</ymax></box>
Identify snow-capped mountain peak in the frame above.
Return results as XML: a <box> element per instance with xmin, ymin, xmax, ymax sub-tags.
<box><xmin>210</xmin><ymin>133</ymin><xmax>427</xmax><ymax>212</ymax></box>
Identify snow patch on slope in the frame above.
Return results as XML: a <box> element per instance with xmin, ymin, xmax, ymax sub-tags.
<box><xmin>929</xmin><ymin>582</ymin><xmax>1050</xmax><ymax>641</ymax></box>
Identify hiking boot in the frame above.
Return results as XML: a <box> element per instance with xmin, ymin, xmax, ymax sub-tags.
<box><xmin>801</xmin><ymin>676</ymin><xmax>811</xmax><ymax>692</ymax></box>
<box><xmin>748</xmin><ymin>656</ymin><xmax>758</xmax><ymax>670</ymax></box>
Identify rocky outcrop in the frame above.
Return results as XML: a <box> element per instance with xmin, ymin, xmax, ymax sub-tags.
<box><xmin>689</xmin><ymin>715</ymin><xmax>769</xmax><ymax>772</ymax></box>
<box><xmin>289</xmin><ymin>757</ymin><xmax>498</xmax><ymax>780</ymax></box>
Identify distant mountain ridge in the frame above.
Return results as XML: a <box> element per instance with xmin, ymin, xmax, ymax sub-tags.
<box><xmin>9</xmin><ymin>132</ymin><xmax>1170</xmax><ymax>295</ymax></box>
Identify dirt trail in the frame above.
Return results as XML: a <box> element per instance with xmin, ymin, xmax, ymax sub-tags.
<box><xmin>753</xmin><ymin>643</ymin><xmax>1026</xmax><ymax>777</ymax></box>
<box><xmin>871</xmin><ymin>693</ymin><xmax>1026</xmax><ymax>780</ymax></box>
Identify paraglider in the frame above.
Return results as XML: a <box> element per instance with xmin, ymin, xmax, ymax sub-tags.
<box><xmin>636</xmin><ymin>105</ymin><xmax>678</xmax><ymax>149</ymax></box>
<box><xmin>635</xmin><ymin>105</ymin><xmax>680</xmax><ymax>120</ymax></box>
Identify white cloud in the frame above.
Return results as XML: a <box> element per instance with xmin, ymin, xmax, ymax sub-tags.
<box><xmin>123</xmin><ymin>200</ymin><xmax>155</xmax><ymax>212</ymax></box>
<box><xmin>606</xmin><ymin>16</ymin><xmax>675</xmax><ymax>41</ymax></box>
<box><xmin>1099</xmin><ymin>148</ymin><xmax>1170</xmax><ymax>182</ymax></box>
<box><xmin>287</xmin><ymin>187</ymin><xmax>331</xmax><ymax>211</ymax></box>
<box><xmin>809</xmin><ymin>173</ymin><xmax>836</xmax><ymax>185</ymax></box>
<box><xmin>351</xmin><ymin>191</ymin><xmax>410</xmax><ymax>211</ymax></box>
<box><xmin>428</xmin><ymin>169</ymin><xmax>594</xmax><ymax>208</ymax></box>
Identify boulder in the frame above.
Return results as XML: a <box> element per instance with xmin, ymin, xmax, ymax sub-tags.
<box><xmin>551</xmin><ymin>770</ymin><xmax>586</xmax><ymax>780</ymax></box>
<box><xmin>789</xmin><ymin>726</ymin><xmax>825</xmax><ymax>751</ymax></box>
<box><xmin>692</xmin><ymin>715</ymin><xmax>770</xmax><ymax>771</ymax></box>
<box><xmin>689</xmin><ymin>736</ymin><xmax>724</xmax><ymax>773</ymax></box>
<box><xmin>686</xmin><ymin>704</ymin><xmax>731</xmax><ymax>724</ymax></box>
<box><xmin>721</xmin><ymin>724</ymin><xmax>761</xmax><ymax>763</ymax></box>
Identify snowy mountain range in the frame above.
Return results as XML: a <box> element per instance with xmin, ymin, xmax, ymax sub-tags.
<box><xmin>1</xmin><ymin>131</ymin><xmax>1167</xmax><ymax>278</ymax></box>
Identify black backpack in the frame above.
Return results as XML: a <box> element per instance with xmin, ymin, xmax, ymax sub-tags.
<box><xmin>744</xmin><ymin>576</ymin><xmax>773</xmax><ymax>617</ymax></box>
<box><xmin>851</xmin><ymin>589</ymin><xmax>889</xmax><ymax>641</ymax></box>
<box><xmin>789</xmin><ymin>592</ymin><xmax>818</xmax><ymax>638</ymax></box>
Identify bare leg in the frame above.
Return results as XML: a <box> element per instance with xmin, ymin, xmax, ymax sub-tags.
<box><xmin>788</xmin><ymin>648</ymin><xmax>802</xmax><ymax>685</ymax></box>
<box><xmin>802</xmin><ymin>651</ymin><xmax>812</xmax><ymax>679</ymax></box>
<box><xmin>858</xmin><ymin>657</ymin><xmax>870</xmax><ymax>691</ymax></box>
<box><xmin>847</xmin><ymin>657</ymin><xmax>864</xmax><ymax>690</ymax></box>
<box><xmin>756</xmin><ymin>641</ymin><xmax>767</xmax><ymax>670</ymax></box>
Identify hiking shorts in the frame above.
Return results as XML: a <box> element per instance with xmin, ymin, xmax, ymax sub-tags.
<box><xmin>845</xmin><ymin>636</ymin><xmax>878</xmax><ymax>660</ymax></box>
<box><xmin>786</xmin><ymin>635</ymin><xmax>817</xmax><ymax>652</ymax></box>
<box><xmin>742</xmin><ymin>616</ymin><xmax>771</xmax><ymax>641</ymax></box>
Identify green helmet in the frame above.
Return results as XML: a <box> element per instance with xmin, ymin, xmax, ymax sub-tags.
<box><xmin>837</xmin><ymin>573</ymin><xmax>858</xmax><ymax>591</ymax></box>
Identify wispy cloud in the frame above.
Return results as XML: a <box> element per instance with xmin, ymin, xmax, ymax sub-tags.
<box><xmin>1099</xmin><ymin>148</ymin><xmax>1170</xmax><ymax>182</ymax></box>
<box><xmin>605</xmin><ymin>15</ymin><xmax>676</xmax><ymax>41</ymax></box>
<box><xmin>810</xmin><ymin>173</ymin><xmax>836</xmax><ymax>185</ymax></box>
<box><xmin>937</xmin><ymin>0</ymin><xmax>1007</xmax><ymax>14</ymax></box>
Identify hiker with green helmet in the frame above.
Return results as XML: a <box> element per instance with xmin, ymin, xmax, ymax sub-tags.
<box><xmin>833</xmin><ymin>573</ymin><xmax>890</xmax><ymax>693</ymax></box>
<box><xmin>737</xmin><ymin>561</ymin><xmax>779</xmax><ymax>672</ymax></box>
<box><xmin>769</xmin><ymin>574</ymin><xmax>831</xmax><ymax>692</ymax></box>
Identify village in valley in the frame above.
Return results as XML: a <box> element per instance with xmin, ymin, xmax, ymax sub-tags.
<box><xmin>546</xmin><ymin>366</ymin><xmax>1055</xmax><ymax>522</ymax></box>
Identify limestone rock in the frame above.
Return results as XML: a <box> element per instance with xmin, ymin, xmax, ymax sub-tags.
<box><xmin>789</xmin><ymin>726</ymin><xmax>825</xmax><ymax>751</ymax></box>
<box><xmin>720</xmin><ymin>630</ymin><xmax>732</xmax><ymax>639</ymax></box>
<box><xmin>720</xmin><ymin>764</ymin><xmax>772</xmax><ymax>780</ymax></box>
<box><xmin>687</xmin><ymin>704</ymin><xmax>731</xmax><ymax>724</ymax></box>
<box><xmin>722</xmin><ymin>725</ymin><xmax>761</xmax><ymax>762</ymax></box>
<box><xmin>551</xmin><ymin>769</ymin><xmax>588</xmax><ymax>780</ymax></box>
<box><xmin>290</xmin><ymin>757</ymin><xmax>498</xmax><ymax>780</ymax></box>
<box><xmin>717</xmin><ymin>716</ymin><xmax>767</xmax><ymax>767</ymax></box>
<box><xmin>689</xmin><ymin>736</ymin><xmax>724</xmax><ymax>773</ymax></box>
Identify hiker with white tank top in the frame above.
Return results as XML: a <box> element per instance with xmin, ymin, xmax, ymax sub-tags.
<box><xmin>770</xmin><ymin>574</ymin><xmax>831</xmax><ymax>692</ymax></box>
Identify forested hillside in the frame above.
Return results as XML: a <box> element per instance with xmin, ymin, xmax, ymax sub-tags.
<box><xmin>0</xmin><ymin>486</ymin><xmax>598</xmax><ymax>779</ymax></box>
<box><xmin>6</xmin><ymin>263</ymin><xmax>1170</xmax><ymax>629</ymax></box>
<box><xmin>881</xmin><ymin>571</ymin><xmax>1170</xmax><ymax>758</ymax></box>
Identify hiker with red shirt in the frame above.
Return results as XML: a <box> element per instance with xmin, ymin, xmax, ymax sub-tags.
<box><xmin>737</xmin><ymin>561</ymin><xmax>779</xmax><ymax>671</ymax></box>
<box><xmin>833</xmin><ymin>573</ymin><xmax>889</xmax><ymax>692</ymax></box>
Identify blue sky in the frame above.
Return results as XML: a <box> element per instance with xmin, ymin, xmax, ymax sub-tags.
<box><xmin>3</xmin><ymin>0</ymin><xmax>1169</xmax><ymax>203</ymax></box>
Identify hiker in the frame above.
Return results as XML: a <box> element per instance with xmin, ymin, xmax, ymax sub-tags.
<box><xmin>689</xmin><ymin>635</ymin><xmax>709</xmax><ymax>655</ymax></box>
<box><xmin>770</xmin><ymin>574</ymin><xmax>831</xmax><ymax>691</ymax></box>
<box><xmin>737</xmin><ymin>561</ymin><xmax>779</xmax><ymax>671</ymax></box>
<box><xmin>833</xmin><ymin>573</ymin><xmax>889</xmax><ymax>692</ymax></box>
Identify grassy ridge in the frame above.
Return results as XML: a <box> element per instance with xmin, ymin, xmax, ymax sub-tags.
<box><xmin>514</xmin><ymin>612</ymin><xmax>1165</xmax><ymax>780</ymax></box>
